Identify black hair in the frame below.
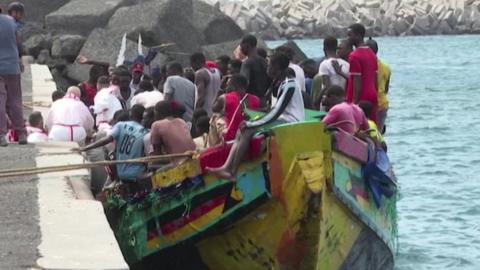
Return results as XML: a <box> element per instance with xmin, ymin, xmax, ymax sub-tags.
<box><xmin>130</xmin><ymin>104</ymin><xmax>145</xmax><ymax>122</ymax></box>
<box><xmin>155</xmin><ymin>100</ymin><xmax>174</xmax><ymax>119</ymax></box>
<box><xmin>241</xmin><ymin>34</ymin><xmax>257</xmax><ymax>47</ymax></box>
<box><xmin>28</xmin><ymin>111</ymin><xmax>43</xmax><ymax>127</ymax></box>
<box><xmin>138</xmin><ymin>80</ymin><xmax>154</xmax><ymax>92</ymax></box>
<box><xmin>349</xmin><ymin>23</ymin><xmax>366</xmax><ymax>38</ymax></box>
<box><xmin>112</xmin><ymin>67</ymin><xmax>132</xmax><ymax>79</ymax></box>
<box><xmin>274</xmin><ymin>45</ymin><xmax>295</xmax><ymax>61</ymax></box>
<box><xmin>97</xmin><ymin>75</ymin><xmax>109</xmax><ymax>86</ymax></box>
<box><xmin>270</xmin><ymin>52</ymin><xmax>290</xmax><ymax>71</ymax></box>
<box><xmin>190</xmin><ymin>52</ymin><xmax>206</xmax><ymax>65</ymax></box>
<box><xmin>216</xmin><ymin>55</ymin><xmax>230</xmax><ymax>65</ymax></box>
<box><xmin>257</xmin><ymin>47</ymin><xmax>268</xmax><ymax>59</ymax></box>
<box><xmin>184</xmin><ymin>68</ymin><xmax>195</xmax><ymax>83</ymax></box>
<box><xmin>366</xmin><ymin>37</ymin><xmax>379</xmax><ymax>54</ymax></box>
<box><xmin>229</xmin><ymin>74</ymin><xmax>248</xmax><ymax>90</ymax></box>
<box><xmin>113</xmin><ymin>110</ymin><xmax>130</xmax><ymax>123</ymax></box>
<box><xmin>229</xmin><ymin>59</ymin><xmax>242</xmax><ymax>71</ymax></box>
<box><xmin>51</xmin><ymin>90</ymin><xmax>65</xmax><ymax>102</ymax></box>
<box><xmin>89</xmin><ymin>65</ymin><xmax>108</xmax><ymax>82</ymax></box>
<box><xmin>172</xmin><ymin>102</ymin><xmax>186</xmax><ymax>118</ymax></box>
<box><xmin>167</xmin><ymin>62</ymin><xmax>183</xmax><ymax>74</ymax></box>
<box><xmin>358</xmin><ymin>101</ymin><xmax>373</xmax><ymax>117</ymax></box>
<box><xmin>8</xmin><ymin>2</ymin><xmax>24</xmax><ymax>14</ymax></box>
<box><xmin>323</xmin><ymin>36</ymin><xmax>338</xmax><ymax>52</ymax></box>
<box><xmin>195</xmin><ymin>115</ymin><xmax>210</xmax><ymax>134</ymax></box>
<box><xmin>326</xmin><ymin>85</ymin><xmax>345</xmax><ymax>98</ymax></box>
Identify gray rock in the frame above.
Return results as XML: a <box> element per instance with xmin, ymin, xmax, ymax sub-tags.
<box><xmin>45</xmin><ymin>0</ymin><xmax>131</xmax><ymax>36</ymax></box>
<box><xmin>50</xmin><ymin>67</ymin><xmax>73</xmax><ymax>91</ymax></box>
<box><xmin>23</xmin><ymin>34</ymin><xmax>53</xmax><ymax>58</ymax></box>
<box><xmin>106</xmin><ymin>0</ymin><xmax>204</xmax><ymax>54</ymax></box>
<box><xmin>273</xmin><ymin>40</ymin><xmax>308</xmax><ymax>63</ymax></box>
<box><xmin>51</xmin><ymin>35</ymin><xmax>86</xmax><ymax>60</ymax></box>
<box><xmin>36</xmin><ymin>49</ymin><xmax>51</xmax><ymax>65</ymax></box>
<box><xmin>192</xmin><ymin>1</ymin><xmax>244</xmax><ymax>44</ymax></box>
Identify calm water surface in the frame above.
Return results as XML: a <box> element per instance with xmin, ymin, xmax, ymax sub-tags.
<box><xmin>270</xmin><ymin>35</ymin><xmax>480</xmax><ymax>269</ymax></box>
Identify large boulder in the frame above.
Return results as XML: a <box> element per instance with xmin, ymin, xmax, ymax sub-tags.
<box><xmin>105</xmin><ymin>0</ymin><xmax>204</xmax><ymax>54</ymax></box>
<box><xmin>273</xmin><ymin>40</ymin><xmax>308</xmax><ymax>63</ymax></box>
<box><xmin>66</xmin><ymin>28</ymin><xmax>168</xmax><ymax>82</ymax></box>
<box><xmin>45</xmin><ymin>0</ymin><xmax>131</xmax><ymax>36</ymax></box>
<box><xmin>192</xmin><ymin>1</ymin><xmax>244</xmax><ymax>44</ymax></box>
<box><xmin>51</xmin><ymin>35</ymin><xmax>86</xmax><ymax>60</ymax></box>
<box><xmin>23</xmin><ymin>34</ymin><xmax>53</xmax><ymax>58</ymax></box>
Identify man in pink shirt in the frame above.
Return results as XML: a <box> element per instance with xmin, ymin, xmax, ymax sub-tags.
<box><xmin>345</xmin><ymin>23</ymin><xmax>379</xmax><ymax>124</ymax></box>
<box><xmin>322</xmin><ymin>85</ymin><xmax>369</xmax><ymax>134</ymax></box>
<box><xmin>46</xmin><ymin>86</ymin><xmax>94</xmax><ymax>145</ymax></box>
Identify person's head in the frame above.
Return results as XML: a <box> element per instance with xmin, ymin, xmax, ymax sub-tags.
<box><xmin>171</xmin><ymin>101</ymin><xmax>186</xmax><ymax>119</ymax></box>
<box><xmin>195</xmin><ymin>115</ymin><xmax>210</xmax><ymax>135</ymax></box>
<box><xmin>89</xmin><ymin>64</ymin><xmax>108</xmax><ymax>85</ymax></box>
<box><xmin>111</xmin><ymin>67</ymin><xmax>132</xmax><ymax>91</ymax></box>
<box><xmin>358</xmin><ymin>101</ymin><xmax>373</xmax><ymax>118</ymax></box>
<box><xmin>7</xmin><ymin>2</ymin><xmax>24</xmax><ymax>22</ymax></box>
<box><xmin>138</xmin><ymin>80</ymin><xmax>154</xmax><ymax>93</ymax></box>
<box><xmin>142</xmin><ymin>107</ymin><xmax>155</xmax><ymax>129</ymax></box>
<box><xmin>28</xmin><ymin>111</ymin><xmax>43</xmax><ymax>129</ymax></box>
<box><xmin>300</xmin><ymin>59</ymin><xmax>318</xmax><ymax>79</ymax></box>
<box><xmin>130</xmin><ymin>104</ymin><xmax>145</xmax><ymax>123</ymax></box>
<box><xmin>51</xmin><ymin>90</ymin><xmax>65</xmax><ymax>102</ymax></box>
<box><xmin>166</xmin><ymin>62</ymin><xmax>183</xmax><ymax>77</ymax></box>
<box><xmin>183</xmin><ymin>67</ymin><xmax>195</xmax><ymax>83</ymax></box>
<box><xmin>228</xmin><ymin>59</ymin><xmax>242</xmax><ymax>75</ymax></box>
<box><xmin>240</xmin><ymin>34</ymin><xmax>258</xmax><ymax>56</ymax></box>
<box><xmin>66</xmin><ymin>86</ymin><xmax>81</xmax><ymax>99</ymax></box>
<box><xmin>323</xmin><ymin>85</ymin><xmax>345</xmax><ymax>111</ymax></box>
<box><xmin>274</xmin><ymin>45</ymin><xmax>295</xmax><ymax>62</ymax></box>
<box><xmin>226</xmin><ymin>74</ymin><xmax>248</xmax><ymax>93</ymax></box>
<box><xmin>112</xmin><ymin>109</ymin><xmax>129</xmax><ymax>125</ymax></box>
<box><xmin>347</xmin><ymin>23</ymin><xmax>366</xmax><ymax>47</ymax></box>
<box><xmin>257</xmin><ymin>47</ymin><xmax>268</xmax><ymax>59</ymax></box>
<box><xmin>323</xmin><ymin>36</ymin><xmax>338</xmax><ymax>56</ymax></box>
<box><xmin>96</xmin><ymin>75</ymin><xmax>109</xmax><ymax>91</ymax></box>
<box><xmin>366</xmin><ymin>37</ymin><xmax>378</xmax><ymax>55</ymax></box>
<box><xmin>190</xmin><ymin>52</ymin><xmax>206</xmax><ymax>71</ymax></box>
<box><xmin>267</xmin><ymin>52</ymin><xmax>290</xmax><ymax>79</ymax></box>
<box><xmin>337</xmin><ymin>39</ymin><xmax>353</xmax><ymax>61</ymax></box>
<box><xmin>131</xmin><ymin>63</ymin><xmax>144</xmax><ymax>83</ymax></box>
<box><xmin>215</xmin><ymin>55</ymin><xmax>230</xmax><ymax>77</ymax></box>
<box><xmin>154</xmin><ymin>100</ymin><xmax>174</xmax><ymax>120</ymax></box>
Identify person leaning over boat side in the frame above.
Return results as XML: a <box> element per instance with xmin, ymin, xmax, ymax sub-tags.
<box><xmin>366</xmin><ymin>38</ymin><xmax>391</xmax><ymax>134</ymax></box>
<box><xmin>239</xmin><ymin>34</ymin><xmax>269</xmax><ymax>104</ymax></box>
<box><xmin>150</xmin><ymin>101</ymin><xmax>196</xmax><ymax>161</ymax></box>
<box><xmin>75</xmin><ymin>105</ymin><xmax>148</xmax><ymax>183</ymax></box>
<box><xmin>163</xmin><ymin>62</ymin><xmax>196</xmax><ymax>123</ymax></box>
<box><xmin>46</xmin><ymin>86</ymin><xmax>94</xmax><ymax>145</ymax></box>
<box><xmin>191</xmin><ymin>52</ymin><xmax>219</xmax><ymax>117</ymax></box>
<box><xmin>345</xmin><ymin>23</ymin><xmax>379</xmax><ymax>124</ymax></box>
<box><xmin>0</xmin><ymin>10</ymin><xmax>27</xmax><ymax>146</ymax></box>
<box><xmin>321</xmin><ymin>85</ymin><xmax>369</xmax><ymax>135</ymax></box>
<box><xmin>207</xmin><ymin>52</ymin><xmax>305</xmax><ymax>181</ymax></box>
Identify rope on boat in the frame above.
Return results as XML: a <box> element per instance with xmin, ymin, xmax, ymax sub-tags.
<box><xmin>0</xmin><ymin>152</ymin><xmax>195</xmax><ymax>179</ymax></box>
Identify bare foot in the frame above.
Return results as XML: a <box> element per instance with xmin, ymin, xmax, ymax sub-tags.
<box><xmin>206</xmin><ymin>166</ymin><xmax>236</xmax><ymax>181</ymax></box>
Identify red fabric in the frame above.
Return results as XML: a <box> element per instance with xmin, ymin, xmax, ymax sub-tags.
<box><xmin>199</xmin><ymin>136</ymin><xmax>264</xmax><ymax>173</ymax></box>
<box><xmin>81</xmin><ymin>81</ymin><xmax>97</xmax><ymax>107</ymax></box>
<box><xmin>223</xmin><ymin>92</ymin><xmax>260</xmax><ymax>141</ymax></box>
<box><xmin>346</xmin><ymin>47</ymin><xmax>378</xmax><ymax>123</ymax></box>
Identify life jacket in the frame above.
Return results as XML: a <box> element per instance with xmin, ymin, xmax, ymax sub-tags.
<box><xmin>223</xmin><ymin>91</ymin><xmax>260</xmax><ymax>141</ymax></box>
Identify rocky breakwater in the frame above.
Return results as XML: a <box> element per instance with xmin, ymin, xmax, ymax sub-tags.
<box><xmin>2</xmin><ymin>0</ymin><xmax>245</xmax><ymax>90</ymax></box>
<box><xmin>203</xmin><ymin>0</ymin><xmax>480</xmax><ymax>39</ymax></box>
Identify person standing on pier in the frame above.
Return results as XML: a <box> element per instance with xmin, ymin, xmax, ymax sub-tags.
<box><xmin>0</xmin><ymin>9</ymin><xmax>27</xmax><ymax>146</ymax></box>
<box><xmin>345</xmin><ymin>23</ymin><xmax>379</xmax><ymax>124</ymax></box>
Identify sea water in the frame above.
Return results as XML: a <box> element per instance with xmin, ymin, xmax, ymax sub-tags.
<box><xmin>269</xmin><ymin>35</ymin><xmax>480</xmax><ymax>269</ymax></box>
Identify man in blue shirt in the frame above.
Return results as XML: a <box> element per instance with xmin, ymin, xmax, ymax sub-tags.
<box><xmin>77</xmin><ymin>105</ymin><xmax>148</xmax><ymax>182</ymax></box>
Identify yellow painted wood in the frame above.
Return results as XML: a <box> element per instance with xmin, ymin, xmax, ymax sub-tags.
<box><xmin>151</xmin><ymin>160</ymin><xmax>201</xmax><ymax>188</ymax></box>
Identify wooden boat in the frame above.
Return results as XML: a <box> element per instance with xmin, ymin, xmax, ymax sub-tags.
<box><xmin>101</xmin><ymin>111</ymin><xmax>398</xmax><ymax>270</ymax></box>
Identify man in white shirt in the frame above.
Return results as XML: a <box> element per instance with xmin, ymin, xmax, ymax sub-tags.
<box><xmin>46</xmin><ymin>86</ymin><xmax>94</xmax><ymax>145</ymax></box>
<box><xmin>318</xmin><ymin>36</ymin><xmax>350</xmax><ymax>91</ymax></box>
<box><xmin>130</xmin><ymin>81</ymin><xmax>164</xmax><ymax>108</ymax></box>
<box><xmin>275</xmin><ymin>45</ymin><xmax>306</xmax><ymax>92</ymax></box>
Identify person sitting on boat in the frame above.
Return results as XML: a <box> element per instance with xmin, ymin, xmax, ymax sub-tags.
<box><xmin>209</xmin><ymin>74</ymin><xmax>260</xmax><ymax>146</ymax></box>
<box><xmin>26</xmin><ymin>111</ymin><xmax>48</xmax><ymax>143</ymax></box>
<box><xmin>321</xmin><ymin>85</ymin><xmax>369</xmax><ymax>135</ymax></box>
<box><xmin>150</xmin><ymin>101</ymin><xmax>196</xmax><ymax>161</ymax></box>
<box><xmin>46</xmin><ymin>86</ymin><xmax>94</xmax><ymax>146</ymax></box>
<box><xmin>207</xmin><ymin>52</ymin><xmax>305</xmax><ymax>181</ymax></box>
<box><xmin>75</xmin><ymin>105</ymin><xmax>148</xmax><ymax>183</ymax></box>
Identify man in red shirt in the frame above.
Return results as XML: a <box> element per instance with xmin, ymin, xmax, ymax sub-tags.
<box><xmin>345</xmin><ymin>23</ymin><xmax>379</xmax><ymax>124</ymax></box>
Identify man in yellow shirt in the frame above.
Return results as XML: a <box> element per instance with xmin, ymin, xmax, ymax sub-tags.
<box><xmin>367</xmin><ymin>38</ymin><xmax>391</xmax><ymax>134</ymax></box>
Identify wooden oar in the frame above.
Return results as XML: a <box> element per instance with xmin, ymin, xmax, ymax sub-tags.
<box><xmin>0</xmin><ymin>152</ymin><xmax>194</xmax><ymax>178</ymax></box>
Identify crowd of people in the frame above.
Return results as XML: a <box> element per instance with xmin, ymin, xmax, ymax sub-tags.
<box><xmin>0</xmin><ymin>1</ymin><xmax>392</xmax><ymax>185</ymax></box>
